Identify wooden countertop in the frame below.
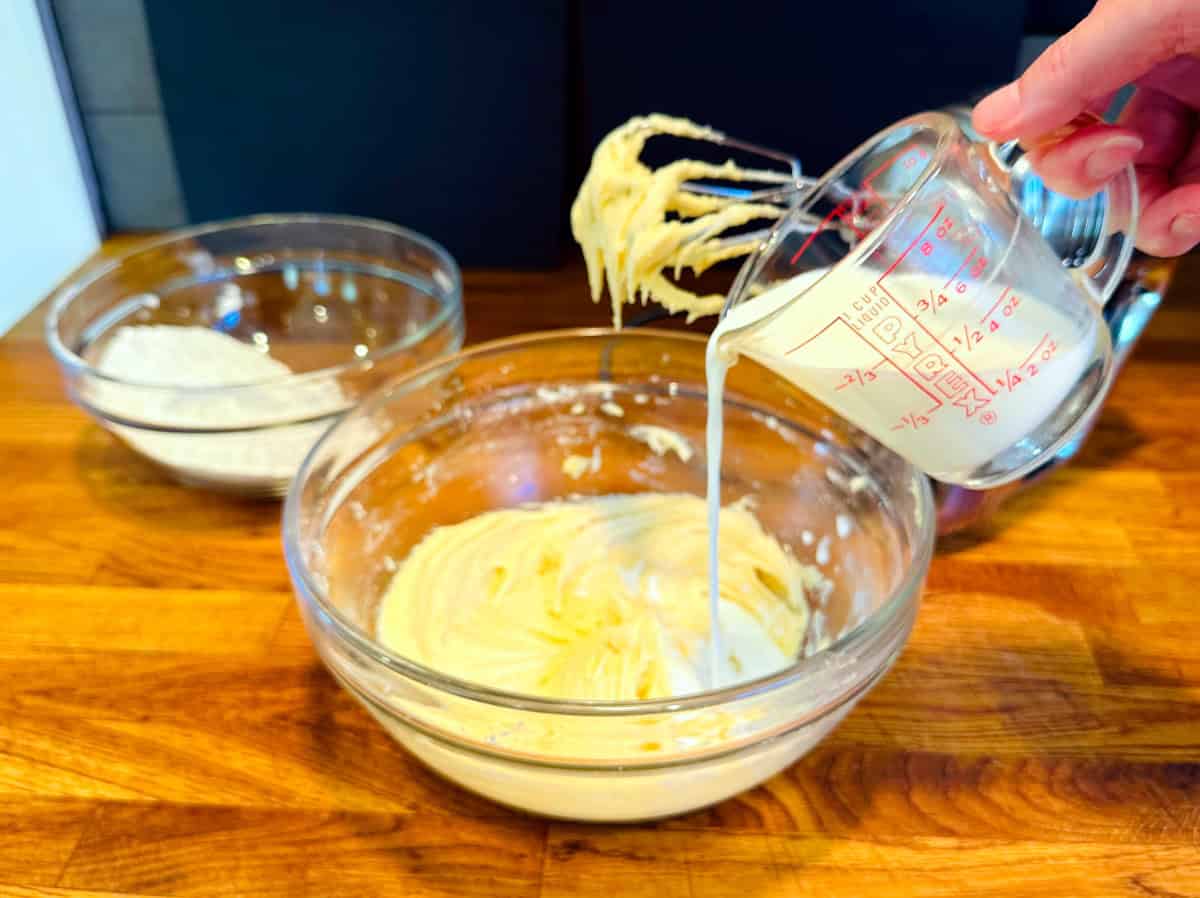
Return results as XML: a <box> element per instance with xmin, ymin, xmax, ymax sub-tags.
<box><xmin>3</xmin><ymin>239</ymin><xmax>1199</xmax><ymax>896</ymax></box>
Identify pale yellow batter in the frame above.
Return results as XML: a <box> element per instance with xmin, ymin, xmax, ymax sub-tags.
<box><xmin>375</xmin><ymin>493</ymin><xmax>824</xmax><ymax>701</ymax></box>
<box><xmin>569</xmin><ymin>114</ymin><xmax>787</xmax><ymax>326</ymax></box>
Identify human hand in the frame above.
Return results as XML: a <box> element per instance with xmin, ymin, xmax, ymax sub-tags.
<box><xmin>972</xmin><ymin>0</ymin><xmax>1200</xmax><ymax>256</ymax></box>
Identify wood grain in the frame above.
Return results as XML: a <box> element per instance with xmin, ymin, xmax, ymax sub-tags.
<box><xmin>0</xmin><ymin>238</ymin><xmax>1198</xmax><ymax>896</ymax></box>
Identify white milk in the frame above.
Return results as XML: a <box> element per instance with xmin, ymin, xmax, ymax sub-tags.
<box><xmin>704</xmin><ymin>340</ymin><xmax>728</xmax><ymax>685</ymax></box>
<box><xmin>704</xmin><ymin>265</ymin><xmax>1096</xmax><ymax>682</ymax></box>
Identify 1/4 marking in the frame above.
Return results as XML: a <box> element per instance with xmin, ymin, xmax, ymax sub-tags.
<box><xmin>995</xmin><ymin>336</ymin><xmax>1057</xmax><ymax>392</ymax></box>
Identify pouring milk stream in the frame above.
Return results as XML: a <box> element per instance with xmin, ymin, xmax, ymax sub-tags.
<box><xmin>574</xmin><ymin>112</ymin><xmax>1139</xmax><ymax>688</ymax></box>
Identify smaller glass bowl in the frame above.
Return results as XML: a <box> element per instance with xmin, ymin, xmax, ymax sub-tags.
<box><xmin>284</xmin><ymin>329</ymin><xmax>933</xmax><ymax>822</ymax></box>
<box><xmin>45</xmin><ymin>214</ymin><xmax>464</xmax><ymax>497</ymax></box>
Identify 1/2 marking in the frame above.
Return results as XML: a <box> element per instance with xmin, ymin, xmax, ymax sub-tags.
<box><xmin>951</xmin><ymin>324</ymin><xmax>984</xmax><ymax>351</ymax></box>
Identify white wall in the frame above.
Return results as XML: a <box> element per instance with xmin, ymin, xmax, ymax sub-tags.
<box><xmin>0</xmin><ymin>0</ymin><xmax>100</xmax><ymax>335</ymax></box>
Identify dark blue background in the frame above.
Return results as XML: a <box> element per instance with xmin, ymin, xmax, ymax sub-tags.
<box><xmin>145</xmin><ymin>2</ymin><xmax>1073</xmax><ymax>267</ymax></box>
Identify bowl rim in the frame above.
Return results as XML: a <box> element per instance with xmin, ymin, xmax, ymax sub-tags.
<box><xmin>282</xmin><ymin>327</ymin><xmax>936</xmax><ymax>716</ymax></box>
<box><xmin>44</xmin><ymin>212</ymin><xmax>464</xmax><ymax>392</ymax></box>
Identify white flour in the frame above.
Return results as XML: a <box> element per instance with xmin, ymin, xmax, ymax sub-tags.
<box><xmin>88</xmin><ymin>325</ymin><xmax>346</xmax><ymax>490</ymax></box>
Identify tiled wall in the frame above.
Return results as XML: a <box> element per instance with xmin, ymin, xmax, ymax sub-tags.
<box><xmin>51</xmin><ymin>0</ymin><xmax>186</xmax><ymax>230</ymax></box>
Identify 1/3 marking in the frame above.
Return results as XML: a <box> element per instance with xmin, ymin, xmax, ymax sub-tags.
<box><xmin>891</xmin><ymin>411</ymin><xmax>931</xmax><ymax>431</ymax></box>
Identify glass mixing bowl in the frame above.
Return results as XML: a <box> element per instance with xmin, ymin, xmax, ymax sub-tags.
<box><xmin>46</xmin><ymin>214</ymin><xmax>464</xmax><ymax>497</ymax></box>
<box><xmin>283</xmin><ymin>329</ymin><xmax>933</xmax><ymax>822</ymax></box>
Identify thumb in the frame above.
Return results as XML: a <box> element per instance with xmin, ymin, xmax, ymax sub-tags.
<box><xmin>973</xmin><ymin>0</ymin><xmax>1199</xmax><ymax>141</ymax></box>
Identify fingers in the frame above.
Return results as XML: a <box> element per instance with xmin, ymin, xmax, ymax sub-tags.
<box><xmin>1136</xmin><ymin>54</ymin><xmax>1200</xmax><ymax>109</ymax></box>
<box><xmin>1117</xmin><ymin>86</ymin><xmax>1194</xmax><ymax>171</ymax></box>
<box><xmin>1018</xmin><ymin>85</ymin><xmax>1200</xmax><ymax>256</ymax></box>
<box><xmin>1024</xmin><ymin>123</ymin><xmax>1143</xmax><ymax>199</ymax></box>
<box><xmin>972</xmin><ymin>0</ymin><xmax>1198</xmax><ymax>141</ymax></box>
<box><xmin>1135</xmin><ymin>183</ymin><xmax>1200</xmax><ymax>255</ymax></box>
<box><xmin>1117</xmin><ymin>86</ymin><xmax>1200</xmax><ymax>254</ymax></box>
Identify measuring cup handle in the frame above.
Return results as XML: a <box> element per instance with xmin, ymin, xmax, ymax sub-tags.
<box><xmin>988</xmin><ymin>137</ymin><xmax>1139</xmax><ymax>308</ymax></box>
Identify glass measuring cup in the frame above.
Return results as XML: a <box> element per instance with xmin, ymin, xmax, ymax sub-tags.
<box><xmin>715</xmin><ymin>111</ymin><xmax>1138</xmax><ymax>488</ymax></box>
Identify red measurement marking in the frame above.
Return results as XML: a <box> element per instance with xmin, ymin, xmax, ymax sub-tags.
<box><xmin>785</xmin><ymin>317</ymin><xmax>943</xmax><ymax>408</ymax></box>
<box><xmin>871</xmin><ymin>357</ymin><xmax>888</xmax><ymax>371</ymax></box>
<box><xmin>1018</xmin><ymin>333</ymin><xmax>1052</xmax><ymax>372</ymax></box>
<box><xmin>788</xmin><ymin>198</ymin><xmax>857</xmax><ymax>265</ymax></box>
<box><xmin>878</xmin><ymin>203</ymin><xmax>945</xmax><ymax>281</ymax></box>
<box><xmin>943</xmin><ymin>246</ymin><xmax>977</xmax><ymax>291</ymax></box>
<box><xmin>891</xmin><ymin>411</ymin><xmax>932</xmax><ymax>432</ymax></box>
<box><xmin>862</xmin><ymin>155</ymin><xmax>901</xmax><ymax>189</ymax></box>
<box><xmin>875</xmin><ymin>279</ymin><xmax>997</xmax><ymax>397</ymax></box>
<box><xmin>784</xmin><ymin>317</ymin><xmax>842</xmax><ymax>356</ymax></box>
<box><xmin>834</xmin><ymin>368</ymin><xmax>880</xmax><ymax>391</ymax></box>
<box><xmin>980</xmin><ymin>410</ymin><xmax>998</xmax><ymax>425</ymax></box>
<box><xmin>950</xmin><ymin>324</ymin><xmax>984</xmax><ymax>350</ymax></box>
<box><xmin>979</xmin><ymin>287</ymin><xmax>1010</xmax><ymax>325</ymax></box>
<box><xmin>843</xmin><ymin>218</ymin><xmax>868</xmax><ymax>239</ymax></box>
<box><xmin>917</xmin><ymin>288</ymin><xmax>951</xmax><ymax>317</ymax></box>
<box><xmin>996</xmin><ymin>369</ymin><xmax>1023</xmax><ymax>392</ymax></box>
<box><xmin>863</xmin><ymin>146</ymin><xmax>928</xmax><ymax>191</ymax></box>
<box><xmin>842</xmin><ymin>319</ymin><xmax>942</xmax><ymax>406</ymax></box>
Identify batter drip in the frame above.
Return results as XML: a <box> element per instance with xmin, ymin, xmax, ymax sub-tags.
<box><xmin>569</xmin><ymin>114</ymin><xmax>786</xmax><ymax>326</ymax></box>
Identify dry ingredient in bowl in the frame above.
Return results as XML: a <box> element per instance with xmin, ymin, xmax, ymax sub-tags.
<box><xmin>88</xmin><ymin>325</ymin><xmax>346</xmax><ymax>486</ymax></box>
<box><xmin>376</xmin><ymin>492</ymin><xmax>828</xmax><ymax>700</ymax></box>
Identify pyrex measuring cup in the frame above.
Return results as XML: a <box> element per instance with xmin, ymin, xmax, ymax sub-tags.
<box><xmin>716</xmin><ymin>111</ymin><xmax>1138</xmax><ymax>488</ymax></box>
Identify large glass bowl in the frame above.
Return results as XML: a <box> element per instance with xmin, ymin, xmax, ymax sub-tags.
<box><xmin>46</xmin><ymin>214</ymin><xmax>464</xmax><ymax>497</ymax></box>
<box><xmin>283</xmin><ymin>329</ymin><xmax>933</xmax><ymax>821</ymax></box>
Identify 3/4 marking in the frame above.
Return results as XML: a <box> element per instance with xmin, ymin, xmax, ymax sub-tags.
<box><xmin>917</xmin><ymin>288</ymin><xmax>950</xmax><ymax>317</ymax></box>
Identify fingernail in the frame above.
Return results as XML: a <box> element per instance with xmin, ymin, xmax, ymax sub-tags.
<box><xmin>1169</xmin><ymin>213</ymin><xmax>1200</xmax><ymax>240</ymax></box>
<box><xmin>1084</xmin><ymin>136</ymin><xmax>1143</xmax><ymax>181</ymax></box>
<box><xmin>974</xmin><ymin>83</ymin><xmax>1022</xmax><ymax>134</ymax></box>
